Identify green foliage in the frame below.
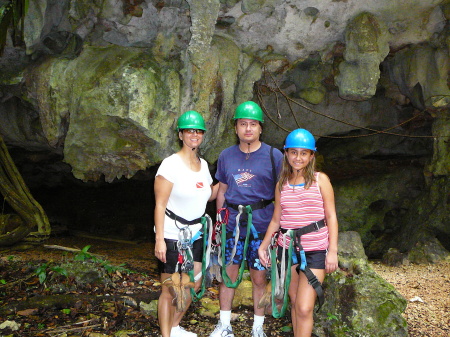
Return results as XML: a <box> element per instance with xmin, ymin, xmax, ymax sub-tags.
<box><xmin>61</xmin><ymin>308</ymin><xmax>71</xmax><ymax>315</ymax></box>
<box><xmin>74</xmin><ymin>245</ymin><xmax>97</xmax><ymax>262</ymax></box>
<box><xmin>34</xmin><ymin>245</ymin><xmax>133</xmax><ymax>285</ymax></box>
<box><xmin>0</xmin><ymin>279</ymin><xmax>6</xmax><ymax>284</ymax></box>
<box><xmin>327</xmin><ymin>313</ymin><xmax>338</xmax><ymax>321</ymax></box>
<box><xmin>35</xmin><ymin>263</ymin><xmax>68</xmax><ymax>284</ymax></box>
<box><xmin>75</xmin><ymin>245</ymin><xmax>133</xmax><ymax>274</ymax></box>
<box><xmin>101</xmin><ymin>261</ymin><xmax>132</xmax><ymax>274</ymax></box>
<box><xmin>35</xmin><ymin>263</ymin><xmax>48</xmax><ymax>284</ymax></box>
<box><xmin>0</xmin><ymin>0</ymin><xmax>29</xmax><ymax>55</ymax></box>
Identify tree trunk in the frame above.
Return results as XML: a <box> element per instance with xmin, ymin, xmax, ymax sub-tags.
<box><xmin>0</xmin><ymin>133</ymin><xmax>51</xmax><ymax>246</ymax></box>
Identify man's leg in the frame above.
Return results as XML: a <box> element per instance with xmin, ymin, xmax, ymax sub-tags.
<box><xmin>250</xmin><ymin>268</ymin><xmax>267</xmax><ymax>316</ymax></box>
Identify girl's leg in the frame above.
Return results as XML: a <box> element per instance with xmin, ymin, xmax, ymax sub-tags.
<box><xmin>290</xmin><ymin>268</ymin><xmax>325</xmax><ymax>337</ymax></box>
<box><xmin>288</xmin><ymin>265</ymin><xmax>299</xmax><ymax>333</ymax></box>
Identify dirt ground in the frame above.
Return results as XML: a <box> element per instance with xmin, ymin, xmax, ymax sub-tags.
<box><xmin>1</xmin><ymin>234</ymin><xmax>449</xmax><ymax>336</ymax></box>
<box><xmin>370</xmin><ymin>259</ymin><xmax>450</xmax><ymax>337</ymax></box>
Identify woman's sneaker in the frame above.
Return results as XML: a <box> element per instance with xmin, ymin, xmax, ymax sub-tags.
<box><xmin>209</xmin><ymin>321</ymin><xmax>234</xmax><ymax>337</ymax></box>
<box><xmin>171</xmin><ymin>325</ymin><xmax>197</xmax><ymax>337</ymax></box>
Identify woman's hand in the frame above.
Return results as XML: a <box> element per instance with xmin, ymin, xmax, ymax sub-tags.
<box><xmin>155</xmin><ymin>240</ymin><xmax>167</xmax><ymax>263</ymax></box>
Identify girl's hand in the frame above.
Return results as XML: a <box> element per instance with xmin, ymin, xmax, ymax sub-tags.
<box><xmin>325</xmin><ymin>251</ymin><xmax>338</xmax><ymax>274</ymax></box>
<box><xmin>155</xmin><ymin>240</ymin><xmax>167</xmax><ymax>263</ymax></box>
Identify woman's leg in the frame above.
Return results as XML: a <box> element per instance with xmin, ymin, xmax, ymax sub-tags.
<box><xmin>171</xmin><ymin>261</ymin><xmax>202</xmax><ymax>328</ymax></box>
<box><xmin>159</xmin><ymin>272</ymin><xmax>176</xmax><ymax>337</ymax></box>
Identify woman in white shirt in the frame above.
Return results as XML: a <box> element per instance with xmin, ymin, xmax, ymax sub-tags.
<box><xmin>154</xmin><ymin>110</ymin><xmax>218</xmax><ymax>337</ymax></box>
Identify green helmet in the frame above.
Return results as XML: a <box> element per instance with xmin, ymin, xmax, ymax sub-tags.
<box><xmin>233</xmin><ymin>101</ymin><xmax>264</xmax><ymax>123</ymax></box>
<box><xmin>176</xmin><ymin>110</ymin><xmax>206</xmax><ymax>131</ymax></box>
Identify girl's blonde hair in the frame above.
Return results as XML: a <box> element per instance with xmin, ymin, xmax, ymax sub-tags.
<box><xmin>278</xmin><ymin>150</ymin><xmax>317</xmax><ymax>191</ymax></box>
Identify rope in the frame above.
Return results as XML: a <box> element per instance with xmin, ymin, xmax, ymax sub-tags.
<box><xmin>256</xmin><ymin>67</ymin><xmax>449</xmax><ymax>139</ymax></box>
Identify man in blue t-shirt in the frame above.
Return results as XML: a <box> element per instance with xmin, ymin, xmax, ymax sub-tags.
<box><xmin>210</xmin><ymin>101</ymin><xmax>283</xmax><ymax>337</ymax></box>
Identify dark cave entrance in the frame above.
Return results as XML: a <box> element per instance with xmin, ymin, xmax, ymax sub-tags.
<box><xmin>3</xmin><ymin>148</ymin><xmax>158</xmax><ymax>242</ymax></box>
<box><xmin>3</xmin><ymin>147</ymin><xmax>219</xmax><ymax>244</ymax></box>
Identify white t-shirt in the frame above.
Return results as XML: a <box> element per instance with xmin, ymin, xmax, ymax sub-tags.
<box><xmin>155</xmin><ymin>153</ymin><xmax>213</xmax><ymax>240</ymax></box>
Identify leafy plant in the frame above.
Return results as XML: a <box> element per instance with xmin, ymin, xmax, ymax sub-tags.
<box><xmin>34</xmin><ymin>245</ymin><xmax>133</xmax><ymax>286</ymax></box>
<box><xmin>74</xmin><ymin>245</ymin><xmax>99</xmax><ymax>262</ymax></box>
<box><xmin>101</xmin><ymin>261</ymin><xmax>132</xmax><ymax>274</ymax></box>
<box><xmin>35</xmin><ymin>263</ymin><xmax>48</xmax><ymax>284</ymax></box>
<box><xmin>0</xmin><ymin>279</ymin><xmax>6</xmax><ymax>284</ymax></box>
<box><xmin>75</xmin><ymin>245</ymin><xmax>133</xmax><ymax>274</ymax></box>
<box><xmin>35</xmin><ymin>263</ymin><xmax>68</xmax><ymax>284</ymax></box>
<box><xmin>327</xmin><ymin>313</ymin><xmax>338</xmax><ymax>321</ymax></box>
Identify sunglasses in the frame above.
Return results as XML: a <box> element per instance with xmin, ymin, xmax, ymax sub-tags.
<box><xmin>183</xmin><ymin>129</ymin><xmax>205</xmax><ymax>135</ymax></box>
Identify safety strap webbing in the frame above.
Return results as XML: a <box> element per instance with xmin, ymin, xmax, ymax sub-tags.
<box><xmin>187</xmin><ymin>214</ymin><xmax>212</xmax><ymax>300</ymax></box>
<box><xmin>221</xmin><ymin>204</ymin><xmax>257</xmax><ymax>288</ymax></box>
<box><xmin>270</xmin><ymin>230</ymin><xmax>293</xmax><ymax>318</ymax></box>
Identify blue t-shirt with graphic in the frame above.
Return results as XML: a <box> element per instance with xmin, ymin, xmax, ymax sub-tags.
<box><xmin>215</xmin><ymin>142</ymin><xmax>283</xmax><ymax>234</ymax></box>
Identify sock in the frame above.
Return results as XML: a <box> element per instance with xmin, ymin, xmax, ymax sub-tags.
<box><xmin>253</xmin><ymin>315</ymin><xmax>264</xmax><ymax>330</ymax></box>
<box><xmin>219</xmin><ymin>310</ymin><xmax>232</xmax><ymax>327</ymax></box>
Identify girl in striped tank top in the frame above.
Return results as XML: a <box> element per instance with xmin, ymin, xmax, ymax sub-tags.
<box><xmin>258</xmin><ymin>129</ymin><xmax>338</xmax><ymax>337</ymax></box>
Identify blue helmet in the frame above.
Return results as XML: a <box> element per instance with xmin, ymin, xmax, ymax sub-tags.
<box><xmin>284</xmin><ymin>129</ymin><xmax>316</xmax><ymax>151</ymax></box>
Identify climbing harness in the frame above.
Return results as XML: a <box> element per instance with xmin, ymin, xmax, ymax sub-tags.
<box><xmin>220</xmin><ymin>202</ymin><xmax>262</xmax><ymax>288</ymax></box>
<box><xmin>165</xmin><ymin>208</ymin><xmax>212</xmax><ymax>301</ymax></box>
<box><xmin>269</xmin><ymin>219</ymin><xmax>327</xmax><ymax>317</ymax></box>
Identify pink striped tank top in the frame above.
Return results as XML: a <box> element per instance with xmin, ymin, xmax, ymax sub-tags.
<box><xmin>277</xmin><ymin>172</ymin><xmax>329</xmax><ymax>251</ymax></box>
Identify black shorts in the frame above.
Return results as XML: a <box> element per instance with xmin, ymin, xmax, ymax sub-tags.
<box><xmin>158</xmin><ymin>238</ymin><xmax>203</xmax><ymax>274</ymax></box>
<box><xmin>277</xmin><ymin>247</ymin><xmax>326</xmax><ymax>270</ymax></box>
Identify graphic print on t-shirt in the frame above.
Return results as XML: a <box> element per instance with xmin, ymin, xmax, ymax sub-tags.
<box><xmin>233</xmin><ymin>171</ymin><xmax>255</xmax><ymax>187</ymax></box>
<box><xmin>196</xmin><ymin>182</ymin><xmax>204</xmax><ymax>188</ymax></box>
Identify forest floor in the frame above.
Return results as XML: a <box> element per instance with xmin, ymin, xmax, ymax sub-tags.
<box><xmin>1</xmin><ymin>234</ymin><xmax>449</xmax><ymax>337</ymax></box>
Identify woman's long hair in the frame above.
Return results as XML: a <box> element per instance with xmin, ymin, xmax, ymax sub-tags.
<box><xmin>278</xmin><ymin>150</ymin><xmax>317</xmax><ymax>191</ymax></box>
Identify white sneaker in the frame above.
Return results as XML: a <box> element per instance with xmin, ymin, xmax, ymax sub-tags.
<box><xmin>209</xmin><ymin>321</ymin><xmax>234</xmax><ymax>337</ymax></box>
<box><xmin>171</xmin><ymin>325</ymin><xmax>197</xmax><ymax>337</ymax></box>
<box><xmin>252</xmin><ymin>326</ymin><xmax>267</xmax><ymax>337</ymax></box>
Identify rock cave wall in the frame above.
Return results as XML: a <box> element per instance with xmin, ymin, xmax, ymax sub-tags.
<box><xmin>0</xmin><ymin>0</ymin><xmax>448</xmax><ymax>258</ymax></box>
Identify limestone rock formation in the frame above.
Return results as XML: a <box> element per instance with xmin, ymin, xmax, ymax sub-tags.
<box><xmin>315</xmin><ymin>231</ymin><xmax>408</xmax><ymax>337</ymax></box>
<box><xmin>0</xmin><ymin>0</ymin><xmax>448</xmax><ymax>263</ymax></box>
<box><xmin>335</xmin><ymin>12</ymin><xmax>390</xmax><ymax>101</ymax></box>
